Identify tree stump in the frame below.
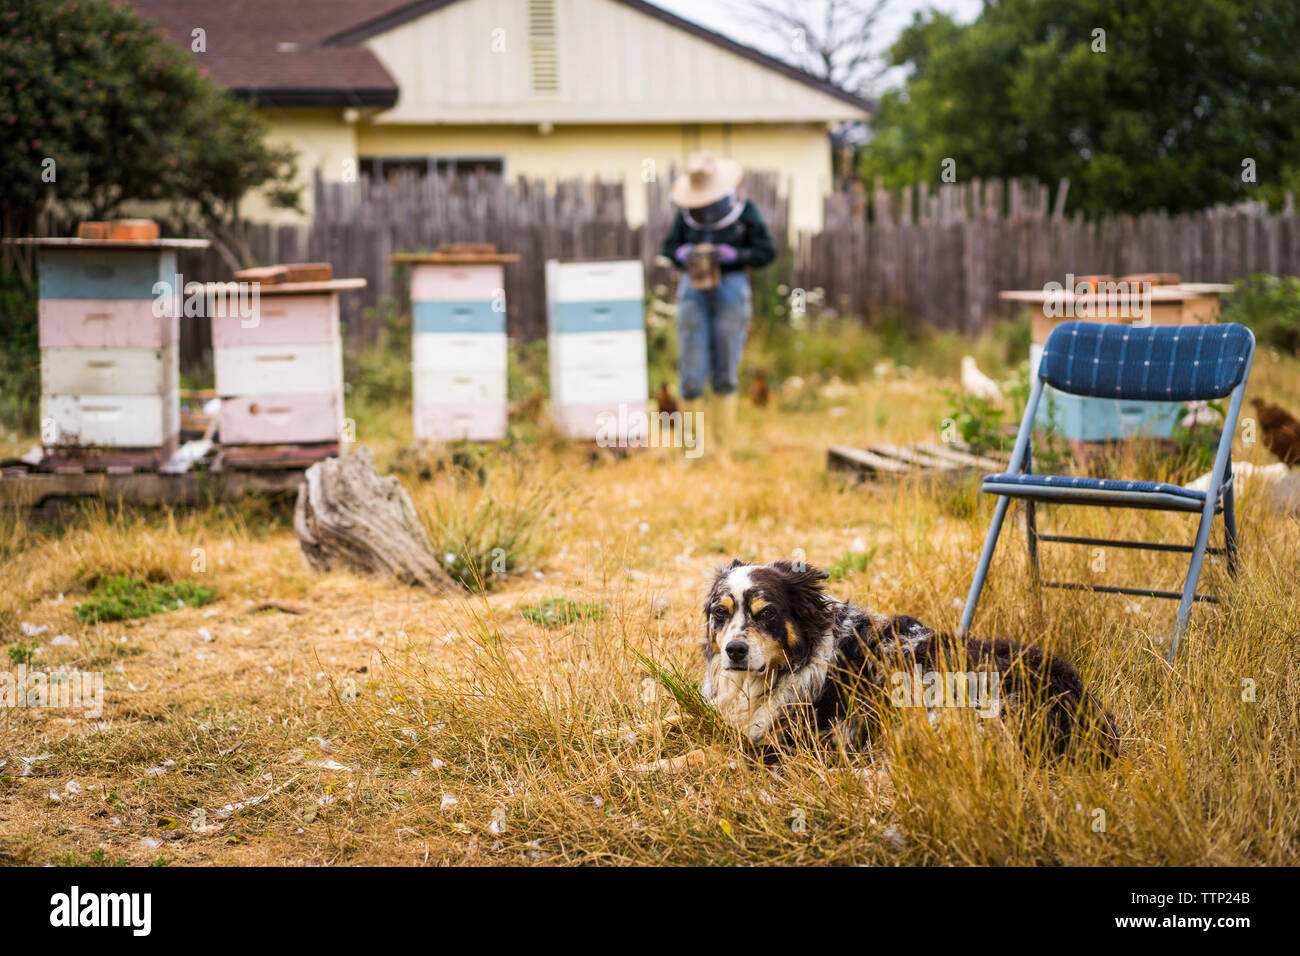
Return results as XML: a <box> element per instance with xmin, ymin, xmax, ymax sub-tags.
<box><xmin>294</xmin><ymin>447</ymin><xmax>456</xmax><ymax>593</ymax></box>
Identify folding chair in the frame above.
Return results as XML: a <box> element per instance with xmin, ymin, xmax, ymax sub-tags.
<box><xmin>960</xmin><ymin>320</ymin><xmax>1256</xmax><ymax>661</ymax></box>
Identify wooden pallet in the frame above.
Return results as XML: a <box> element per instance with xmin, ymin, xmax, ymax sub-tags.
<box><xmin>829</xmin><ymin>441</ymin><xmax>1010</xmax><ymax>482</ymax></box>
<box><xmin>215</xmin><ymin>442</ymin><xmax>340</xmax><ymax>470</ymax></box>
<box><xmin>38</xmin><ymin>435</ymin><xmax>182</xmax><ymax>474</ymax></box>
<box><xmin>0</xmin><ymin>464</ymin><xmax>306</xmax><ymax>521</ymax></box>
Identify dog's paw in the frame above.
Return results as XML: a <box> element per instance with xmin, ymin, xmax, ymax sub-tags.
<box><xmin>631</xmin><ymin>747</ymin><xmax>710</xmax><ymax>774</ymax></box>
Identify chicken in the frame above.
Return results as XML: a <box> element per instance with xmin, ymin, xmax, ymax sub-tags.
<box><xmin>510</xmin><ymin>390</ymin><xmax>546</xmax><ymax>422</ymax></box>
<box><xmin>654</xmin><ymin>382</ymin><xmax>680</xmax><ymax>445</ymax></box>
<box><xmin>1186</xmin><ymin>460</ymin><xmax>1289</xmax><ymax>493</ymax></box>
<box><xmin>961</xmin><ymin>356</ymin><xmax>1002</xmax><ymax>402</ymax></box>
<box><xmin>750</xmin><ymin>369</ymin><xmax>771</xmax><ymax>407</ymax></box>
<box><xmin>655</xmin><ymin>382</ymin><xmax>679</xmax><ymax>417</ymax></box>
<box><xmin>1250</xmin><ymin>398</ymin><xmax>1300</xmax><ymax>465</ymax></box>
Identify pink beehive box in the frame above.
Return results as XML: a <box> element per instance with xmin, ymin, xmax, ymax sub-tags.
<box><xmin>552</xmin><ymin>401</ymin><xmax>650</xmax><ymax>442</ymax></box>
<box><xmin>414</xmin><ymin>403</ymin><xmax>507</xmax><ymax>442</ymax></box>
<box><xmin>219</xmin><ymin>393</ymin><xmax>342</xmax><ymax>445</ymax></box>
<box><xmin>206</xmin><ymin>274</ymin><xmax>364</xmax><ymax>450</ymax></box>
<box><xmin>210</xmin><ymin>293</ymin><xmax>340</xmax><ymax>347</ymax></box>
<box><xmin>39</xmin><ymin>299</ymin><xmax>177</xmax><ymax>349</ymax></box>
<box><xmin>410</xmin><ymin>263</ymin><xmax>504</xmax><ymax>301</ymax></box>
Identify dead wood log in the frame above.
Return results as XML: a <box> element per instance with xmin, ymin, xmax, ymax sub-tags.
<box><xmin>294</xmin><ymin>447</ymin><xmax>456</xmax><ymax>592</ymax></box>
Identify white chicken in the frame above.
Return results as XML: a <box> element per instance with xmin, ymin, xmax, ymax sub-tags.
<box><xmin>1185</xmin><ymin>460</ymin><xmax>1289</xmax><ymax>493</ymax></box>
<box><xmin>961</xmin><ymin>355</ymin><xmax>1003</xmax><ymax>402</ymax></box>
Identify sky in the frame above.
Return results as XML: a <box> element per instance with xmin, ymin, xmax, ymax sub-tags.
<box><xmin>650</xmin><ymin>0</ymin><xmax>984</xmax><ymax>93</ymax></box>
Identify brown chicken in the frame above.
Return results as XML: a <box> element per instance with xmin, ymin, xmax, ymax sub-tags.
<box><xmin>655</xmin><ymin>382</ymin><xmax>679</xmax><ymax>417</ymax></box>
<box><xmin>750</xmin><ymin>368</ymin><xmax>771</xmax><ymax>407</ymax></box>
<box><xmin>1251</xmin><ymin>397</ymin><xmax>1300</xmax><ymax>465</ymax></box>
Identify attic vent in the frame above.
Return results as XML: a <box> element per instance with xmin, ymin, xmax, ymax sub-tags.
<box><xmin>527</xmin><ymin>0</ymin><xmax>558</xmax><ymax>95</ymax></box>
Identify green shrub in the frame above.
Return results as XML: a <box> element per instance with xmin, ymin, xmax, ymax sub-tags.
<box><xmin>422</xmin><ymin>463</ymin><xmax>566</xmax><ymax>592</ymax></box>
<box><xmin>345</xmin><ymin>297</ymin><xmax>412</xmax><ymax>444</ymax></box>
<box><xmin>519</xmin><ymin>598</ymin><xmax>608</xmax><ymax>628</ymax></box>
<box><xmin>1220</xmin><ymin>274</ymin><xmax>1300</xmax><ymax>355</ymax></box>
<box><xmin>74</xmin><ymin>575</ymin><xmax>215</xmax><ymax>624</ymax></box>
<box><xmin>826</xmin><ymin>548</ymin><xmax>878</xmax><ymax>580</ymax></box>
<box><xmin>0</xmin><ymin>268</ymin><xmax>39</xmax><ymax>434</ymax></box>
<box><xmin>944</xmin><ymin>390</ymin><xmax>1005</xmax><ymax>456</ymax></box>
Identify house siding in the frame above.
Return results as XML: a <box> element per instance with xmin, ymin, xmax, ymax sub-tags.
<box><xmin>355</xmin><ymin>121</ymin><xmax>831</xmax><ymax>230</ymax></box>
<box><xmin>362</xmin><ymin>0</ymin><xmax>866</xmax><ymax>124</ymax></box>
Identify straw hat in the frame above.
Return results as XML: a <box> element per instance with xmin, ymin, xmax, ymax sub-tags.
<box><xmin>670</xmin><ymin>150</ymin><xmax>743</xmax><ymax>208</ymax></box>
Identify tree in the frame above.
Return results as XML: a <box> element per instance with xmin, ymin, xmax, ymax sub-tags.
<box><xmin>0</xmin><ymin>0</ymin><xmax>299</xmax><ymax>276</ymax></box>
<box><xmin>860</xmin><ymin>0</ymin><xmax>1300</xmax><ymax>216</ymax></box>
<box><xmin>731</xmin><ymin>0</ymin><xmax>892</xmax><ymax>95</ymax></box>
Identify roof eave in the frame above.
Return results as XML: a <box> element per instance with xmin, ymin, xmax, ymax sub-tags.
<box><xmin>231</xmin><ymin>88</ymin><xmax>400</xmax><ymax>109</ymax></box>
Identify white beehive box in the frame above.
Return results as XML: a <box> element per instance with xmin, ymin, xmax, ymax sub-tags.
<box><xmin>12</xmin><ymin>235</ymin><xmax>209</xmax><ymax>468</ymax></box>
<box><xmin>394</xmin><ymin>250</ymin><xmax>517</xmax><ymax>442</ymax></box>
<box><xmin>545</xmin><ymin>259</ymin><xmax>647</xmax><ymax>440</ymax></box>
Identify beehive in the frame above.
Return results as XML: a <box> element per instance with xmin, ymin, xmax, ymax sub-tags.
<box><xmin>207</xmin><ymin>271</ymin><xmax>364</xmax><ymax>460</ymax></box>
<box><xmin>1005</xmin><ymin>282</ymin><xmax>1234</xmax><ymax>443</ymax></box>
<box><xmin>392</xmin><ymin>250</ymin><xmax>518</xmax><ymax>442</ymax></box>
<box><xmin>14</xmin><ymin>234</ymin><xmax>209</xmax><ymax>470</ymax></box>
<box><xmin>545</xmin><ymin>259</ymin><xmax>647</xmax><ymax>441</ymax></box>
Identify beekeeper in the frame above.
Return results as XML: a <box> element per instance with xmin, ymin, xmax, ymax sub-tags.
<box><xmin>661</xmin><ymin>151</ymin><xmax>776</xmax><ymax>452</ymax></box>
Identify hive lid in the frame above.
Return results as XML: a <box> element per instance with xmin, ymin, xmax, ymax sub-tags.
<box><xmin>204</xmin><ymin>278</ymin><xmax>366</xmax><ymax>294</ymax></box>
<box><xmin>389</xmin><ymin>252</ymin><xmax>519</xmax><ymax>264</ymax></box>
<box><xmin>5</xmin><ymin>237</ymin><xmax>210</xmax><ymax>249</ymax></box>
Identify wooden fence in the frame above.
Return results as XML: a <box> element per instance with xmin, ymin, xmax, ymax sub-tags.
<box><xmin>25</xmin><ymin>172</ymin><xmax>1300</xmax><ymax>368</ymax></box>
<box><xmin>173</xmin><ymin>169</ymin><xmax>790</xmax><ymax>365</ymax></box>
<box><xmin>795</xmin><ymin>179</ymin><xmax>1300</xmax><ymax>333</ymax></box>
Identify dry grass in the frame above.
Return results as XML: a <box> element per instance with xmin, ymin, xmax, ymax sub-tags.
<box><xmin>1</xmin><ymin>348</ymin><xmax>1298</xmax><ymax>867</ymax></box>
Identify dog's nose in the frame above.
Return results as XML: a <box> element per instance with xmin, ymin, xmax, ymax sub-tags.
<box><xmin>725</xmin><ymin>641</ymin><xmax>748</xmax><ymax>664</ymax></box>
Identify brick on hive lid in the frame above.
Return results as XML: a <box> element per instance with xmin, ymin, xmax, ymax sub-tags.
<box><xmin>106</xmin><ymin>219</ymin><xmax>160</xmax><ymax>241</ymax></box>
<box><xmin>281</xmin><ymin>262</ymin><xmax>334</xmax><ymax>283</ymax></box>
<box><xmin>76</xmin><ymin>221</ymin><xmax>111</xmax><ymax>240</ymax></box>
<box><xmin>438</xmin><ymin>242</ymin><xmax>497</xmax><ymax>256</ymax></box>
<box><xmin>1156</xmin><ymin>273</ymin><xmax>1182</xmax><ymax>286</ymax></box>
<box><xmin>1073</xmin><ymin>274</ymin><xmax>1113</xmax><ymax>292</ymax></box>
<box><xmin>233</xmin><ymin>265</ymin><xmax>289</xmax><ymax>284</ymax></box>
<box><xmin>1118</xmin><ymin>273</ymin><xmax>1162</xmax><ymax>291</ymax></box>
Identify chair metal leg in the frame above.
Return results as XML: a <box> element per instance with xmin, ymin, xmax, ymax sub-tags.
<box><xmin>960</xmin><ymin>495</ymin><xmax>1011</xmax><ymax>634</ymax></box>
<box><xmin>1170</xmin><ymin>503</ymin><xmax>1218</xmax><ymax>662</ymax></box>
<box><xmin>1025</xmin><ymin>499</ymin><xmax>1043</xmax><ymax>614</ymax></box>
<box><xmin>1223</xmin><ymin>479</ymin><xmax>1239</xmax><ymax>577</ymax></box>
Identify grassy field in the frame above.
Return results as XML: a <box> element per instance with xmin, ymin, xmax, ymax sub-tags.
<box><xmin>1</xmin><ymin>318</ymin><xmax>1298</xmax><ymax>867</ymax></box>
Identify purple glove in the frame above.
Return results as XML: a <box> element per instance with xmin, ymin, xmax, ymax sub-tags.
<box><xmin>674</xmin><ymin>243</ymin><xmax>694</xmax><ymax>264</ymax></box>
<box><xmin>714</xmin><ymin>244</ymin><xmax>739</xmax><ymax>264</ymax></box>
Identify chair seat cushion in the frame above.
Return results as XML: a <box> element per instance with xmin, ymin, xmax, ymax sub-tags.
<box><xmin>983</xmin><ymin>473</ymin><xmax>1217</xmax><ymax>512</ymax></box>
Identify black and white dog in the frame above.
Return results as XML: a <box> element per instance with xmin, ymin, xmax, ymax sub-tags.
<box><xmin>700</xmin><ymin>559</ymin><xmax>1119</xmax><ymax>761</ymax></box>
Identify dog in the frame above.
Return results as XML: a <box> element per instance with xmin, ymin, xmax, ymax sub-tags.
<box><xmin>696</xmin><ymin>559</ymin><xmax>1119</xmax><ymax>763</ymax></box>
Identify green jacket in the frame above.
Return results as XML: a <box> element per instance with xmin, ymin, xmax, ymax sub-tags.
<box><xmin>660</xmin><ymin>199</ymin><xmax>777</xmax><ymax>272</ymax></box>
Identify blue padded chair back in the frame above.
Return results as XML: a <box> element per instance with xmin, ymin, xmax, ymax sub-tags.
<box><xmin>1039</xmin><ymin>321</ymin><xmax>1254</xmax><ymax>401</ymax></box>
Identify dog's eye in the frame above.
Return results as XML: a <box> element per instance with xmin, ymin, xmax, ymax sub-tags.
<box><xmin>756</xmin><ymin>607</ymin><xmax>776</xmax><ymax>621</ymax></box>
<box><xmin>711</xmin><ymin>606</ymin><xmax>730</xmax><ymax>622</ymax></box>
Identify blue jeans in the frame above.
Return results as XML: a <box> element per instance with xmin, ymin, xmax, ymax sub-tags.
<box><xmin>676</xmin><ymin>271</ymin><xmax>752</xmax><ymax>400</ymax></box>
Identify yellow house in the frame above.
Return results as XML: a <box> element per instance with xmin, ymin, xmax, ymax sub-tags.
<box><xmin>128</xmin><ymin>0</ymin><xmax>872</xmax><ymax>232</ymax></box>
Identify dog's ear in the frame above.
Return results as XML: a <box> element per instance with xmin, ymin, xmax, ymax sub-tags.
<box><xmin>770</xmin><ymin>560</ymin><xmax>832</xmax><ymax>635</ymax></box>
<box><xmin>768</xmin><ymin>559</ymin><xmax>830</xmax><ymax>585</ymax></box>
<box><xmin>708</xmin><ymin>557</ymin><xmax>746</xmax><ymax>596</ymax></box>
